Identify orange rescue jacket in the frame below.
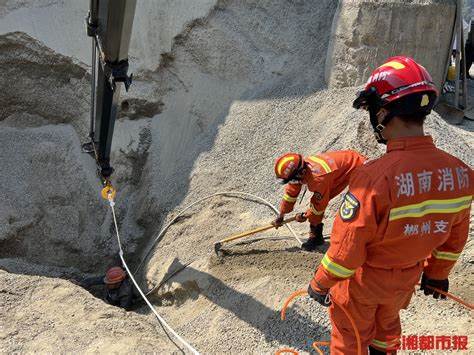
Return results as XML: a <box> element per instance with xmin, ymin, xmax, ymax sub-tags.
<box><xmin>312</xmin><ymin>136</ymin><xmax>473</xmax><ymax>293</ymax></box>
<box><xmin>280</xmin><ymin>150</ymin><xmax>366</xmax><ymax>225</ymax></box>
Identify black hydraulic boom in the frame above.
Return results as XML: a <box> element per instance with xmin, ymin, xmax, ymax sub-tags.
<box><xmin>84</xmin><ymin>0</ymin><xmax>137</xmax><ymax>178</ymax></box>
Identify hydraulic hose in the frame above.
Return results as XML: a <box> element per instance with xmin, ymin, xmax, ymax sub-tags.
<box><xmin>275</xmin><ymin>349</ymin><xmax>299</xmax><ymax>355</ymax></box>
<box><xmin>136</xmin><ymin>191</ymin><xmax>302</xmax><ymax>274</ymax></box>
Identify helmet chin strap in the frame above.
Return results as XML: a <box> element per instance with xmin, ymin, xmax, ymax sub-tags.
<box><xmin>369</xmin><ymin>107</ymin><xmax>394</xmax><ymax>145</ymax></box>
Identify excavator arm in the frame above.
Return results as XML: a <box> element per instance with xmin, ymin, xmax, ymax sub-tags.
<box><xmin>84</xmin><ymin>0</ymin><xmax>137</xmax><ymax>178</ymax></box>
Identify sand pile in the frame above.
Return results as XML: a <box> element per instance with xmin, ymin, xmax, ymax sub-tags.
<box><xmin>0</xmin><ymin>31</ymin><xmax>164</xmax><ymax>273</ymax></box>
<box><xmin>0</xmin><ymin>32</ymin><xmax>90</xmax><ymax>136</ymax></box>
<box><xmin>0</xmin><ymin>0</ymin><xmax>472</xmax><ymax>353</ymax></box>
<box><xmin>0</xmin><ymin>0</ymin><xmax>218</xmax><ymax>72</ymax></box>
<box><xmin>0</xmin><ymin>270</ymin><xmax>174</xmax><ymax>353</ymax></box>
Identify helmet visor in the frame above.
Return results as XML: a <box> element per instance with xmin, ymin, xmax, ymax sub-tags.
<box><xmin>353</xmin><ymin>86</ymin><xmax>385</xmax><ymax>111</ymax></box>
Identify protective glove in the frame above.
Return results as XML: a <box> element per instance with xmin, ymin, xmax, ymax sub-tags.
<box><xmin>295</xmin><ymin>212</ymin><xmax>307</xmax><ymax>223</ymax></box>
<box><xmin>308</xmin><ymin>280</ymin><xmax>331</xmax><ymax>307</ymax></box>
<box><xmin>272</xmin><ymin>214</ymin><xmax>284</xmax><ymax>229</ymax></box>
<box><xmin>420</xmin><ymin>273</ymin><xmax>449</xmax><ymax>300</ymax></box>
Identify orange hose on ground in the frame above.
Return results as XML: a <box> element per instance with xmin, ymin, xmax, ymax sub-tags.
<box><xmin>418</xmin><ymin>283</ymin><xmax>474</xmax><ymax>311</ymax></box>
<box><xmin>275</xmin><ymin>349</ymin><xmax>298</xmax><ymax>355</ymax></box>
<box><xmin>312</xmin><ymin>341</ymin><xmax>330</xmax><ymax>355</ymax></box>
<box><xmin>280</xmin><ymin>289</ymin><xmax>362</xmax><ymax>355</ymax></box>
<box><xmin>280</xmin><ymin>289</ymin><xmax>307</xmax><ymax>321</ymax></box>
<box><xmin>277</xmin><ymin>285</ymin><xmax>473</xmax><ymax>355</ymax></box>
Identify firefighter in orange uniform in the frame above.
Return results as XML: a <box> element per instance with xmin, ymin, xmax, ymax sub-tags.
<box><xmin>273</xmin><ymin>151</ymin><xmax>366</xmax><ymax>251</ymax></box>
<box><xmin>307</xmin><ymin>56</ymin><xmax>473</xmax><ymax>354</ymax></box>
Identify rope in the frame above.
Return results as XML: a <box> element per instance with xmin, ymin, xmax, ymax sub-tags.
<box><xmin>107</xmin><ymin>196</ymin><xmax>199</xmax><ymax>355</ymax></box>
<box><xmin>275</xmin><ymin>349</ymin><xmax>299</xmax><ymax>355</ymax></box>
<box><xmin>136</xmin><ymin>191</ymin><xmax>302</xmax><ymax>274</ymax></box>
<box><xmin>87</xmin><ymin>116</ymin><xmax>198</xmax><ymax>352</ymax></box>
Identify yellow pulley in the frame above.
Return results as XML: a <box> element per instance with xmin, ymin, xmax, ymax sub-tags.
<box><xmin>101</xmin><ymin>185</ymin><xmax>116</xmax><ymax>200</ymax></box>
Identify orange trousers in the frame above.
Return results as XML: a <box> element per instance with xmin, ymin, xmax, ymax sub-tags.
<box><xmin>328</xmin><ymin>264</ymin><xmax>423</xmax><ymax>354</ymax></box>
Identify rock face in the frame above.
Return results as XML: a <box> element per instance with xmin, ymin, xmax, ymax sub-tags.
<box><xmin>0</xmin><ymin>125</ymin><xmax>108</xmax><ymax>271</ymax></box>
<box><xmin>0</xmin><ymin>32</ymin><xmax>90</xmax><ymax>137</ymax></box>
<box><xmin>0</xmin><ymin>0</ymin><xmax>218</xmax><ymax>72</ymax></box>
<box><xmin>0</xmin><ymin>32</ymin><xmax>114</xmax><ymax>272</ymax></box>
<box><xmin>141</xmin><ymin>0</ymin><xmax>339</xmax><ymax>228</ymax></box>
<box><xmin>326</xmin><ymin>0</ymin><xmax>456</xmax><ymax>89</ymax></box>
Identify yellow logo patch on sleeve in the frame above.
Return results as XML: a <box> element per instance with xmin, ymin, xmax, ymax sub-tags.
<box><xmin>339</xmin><ymin>192</ymin><xmax>360</xmax><ymax>221</ymax></box>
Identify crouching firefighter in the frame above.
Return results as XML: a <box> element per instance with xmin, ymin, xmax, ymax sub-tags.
<box><xmin>82</xmin><ymin>266</ymin><xmax>137</xmax><ymax>310</ymax></box>
<box><xmin>273</xmin><ymin>150</ymin><xmax>366</xmax><ymax>251</ymax></box>
<box><xmin>306</xmin><ymin>56</ymin><xmax>473</xmax><ymax>354</ymax></box>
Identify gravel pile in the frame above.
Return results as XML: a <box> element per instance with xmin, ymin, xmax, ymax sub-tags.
<box><xmin>143</xmin><ymin>87</ymin><xmax>473</xmax><ymax>353</ymax></box>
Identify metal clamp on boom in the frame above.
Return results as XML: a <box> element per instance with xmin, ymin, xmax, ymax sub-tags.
<box><xmin>85</xmin><ymin>12</ymin><xmax>98</xmax><ymax>37</ymax></box>
<box><xmin>105</xmin><ymin>59</ymin><xmax>133</xmax><ymax>92</ymax></box>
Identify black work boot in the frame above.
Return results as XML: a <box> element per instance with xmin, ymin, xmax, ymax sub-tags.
<box><xmin>301</xmin><ymin>223</ymin><xmax>324</xmax><ymax>251</ymax></box>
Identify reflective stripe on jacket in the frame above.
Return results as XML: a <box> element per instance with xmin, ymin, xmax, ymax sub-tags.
<box><xmin>279</xmin><ymin>150</ymin><xmax>366</xmax><ymax>222</ymax></box>
<box><xmin>313</xmin><ymin>136</ymin><xmax>473</xmax><ymax>291</ymax></box>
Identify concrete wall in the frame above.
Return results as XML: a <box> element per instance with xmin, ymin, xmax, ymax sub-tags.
<box><xmin>326</xmin><ymin>0</ymin><xmax>456</xmax><ymax>89</ymax></box>
<box><xmin>0</xmin><ymin>0</ymin><xmax>217</xmax><ymax>71</ymax></box>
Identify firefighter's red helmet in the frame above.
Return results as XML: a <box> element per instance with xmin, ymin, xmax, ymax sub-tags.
<box><xmin>274</xmin><ymin>153</ymin><xmax>304</xmax><ymax>183</ymax></box>
<box><xmin>104</xmin><ymin>266</ymin><xmax>126</xmax><ymax>285</ymax></box>
<box><xmin>353</xmin><ymin>56</ymin><xmax>439</xmax><ymax>113</ymax></box>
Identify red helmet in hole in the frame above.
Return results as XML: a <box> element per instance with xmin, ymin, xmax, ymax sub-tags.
<box><xmin>104</xmin><ymin>266</ymin><xmax>126</xmax><ymax>285</ymax></box>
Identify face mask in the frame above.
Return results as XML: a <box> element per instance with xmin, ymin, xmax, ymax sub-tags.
<box><xmin>354</xmin><ymin>87</ymin><xmax>389</xmax><ymax>145</ymax></box>
<box><xmin>369</xmin><ymin>107</ymin><xmax>388</xmax><ymax>145</ymax></box>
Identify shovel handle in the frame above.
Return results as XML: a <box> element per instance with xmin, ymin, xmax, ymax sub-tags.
<box><xmin>215</xmin><ymin>216</ymin><xmax>297</xmax><ymax>245</ymax></box>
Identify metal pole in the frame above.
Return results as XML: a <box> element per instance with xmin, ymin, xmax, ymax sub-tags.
<box><xmin>454</xmin><ymin>0</ymin><xmax>462</xmax><ymax>108</ymax></box>
<box><xmin>86</xmin><ymin>0</ymin><xmax>136</xmax><ymax>177</ymax></box>
<box><xmin>87</xmin><ymin>0</ymin><xmax>99</xmax><ymax>140</ymax></box>
<box><xmin>89</xmin><ymin>40</ymin><xmax>97</xmax><ymax>139</ymax></box>
<box><xmin>89</xmin><ymin>0</ymin><xmax>98</xmax><ymax>24</ymax></box>
<box><xmin>461</xmin><ymin>16</ymin><xmax>468</xmax><ymax>110</ymax></box>
<box><xmin>440</xmin><ymin>2</ymin><xmax>459</xmax><ymax>91</ymax></box>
